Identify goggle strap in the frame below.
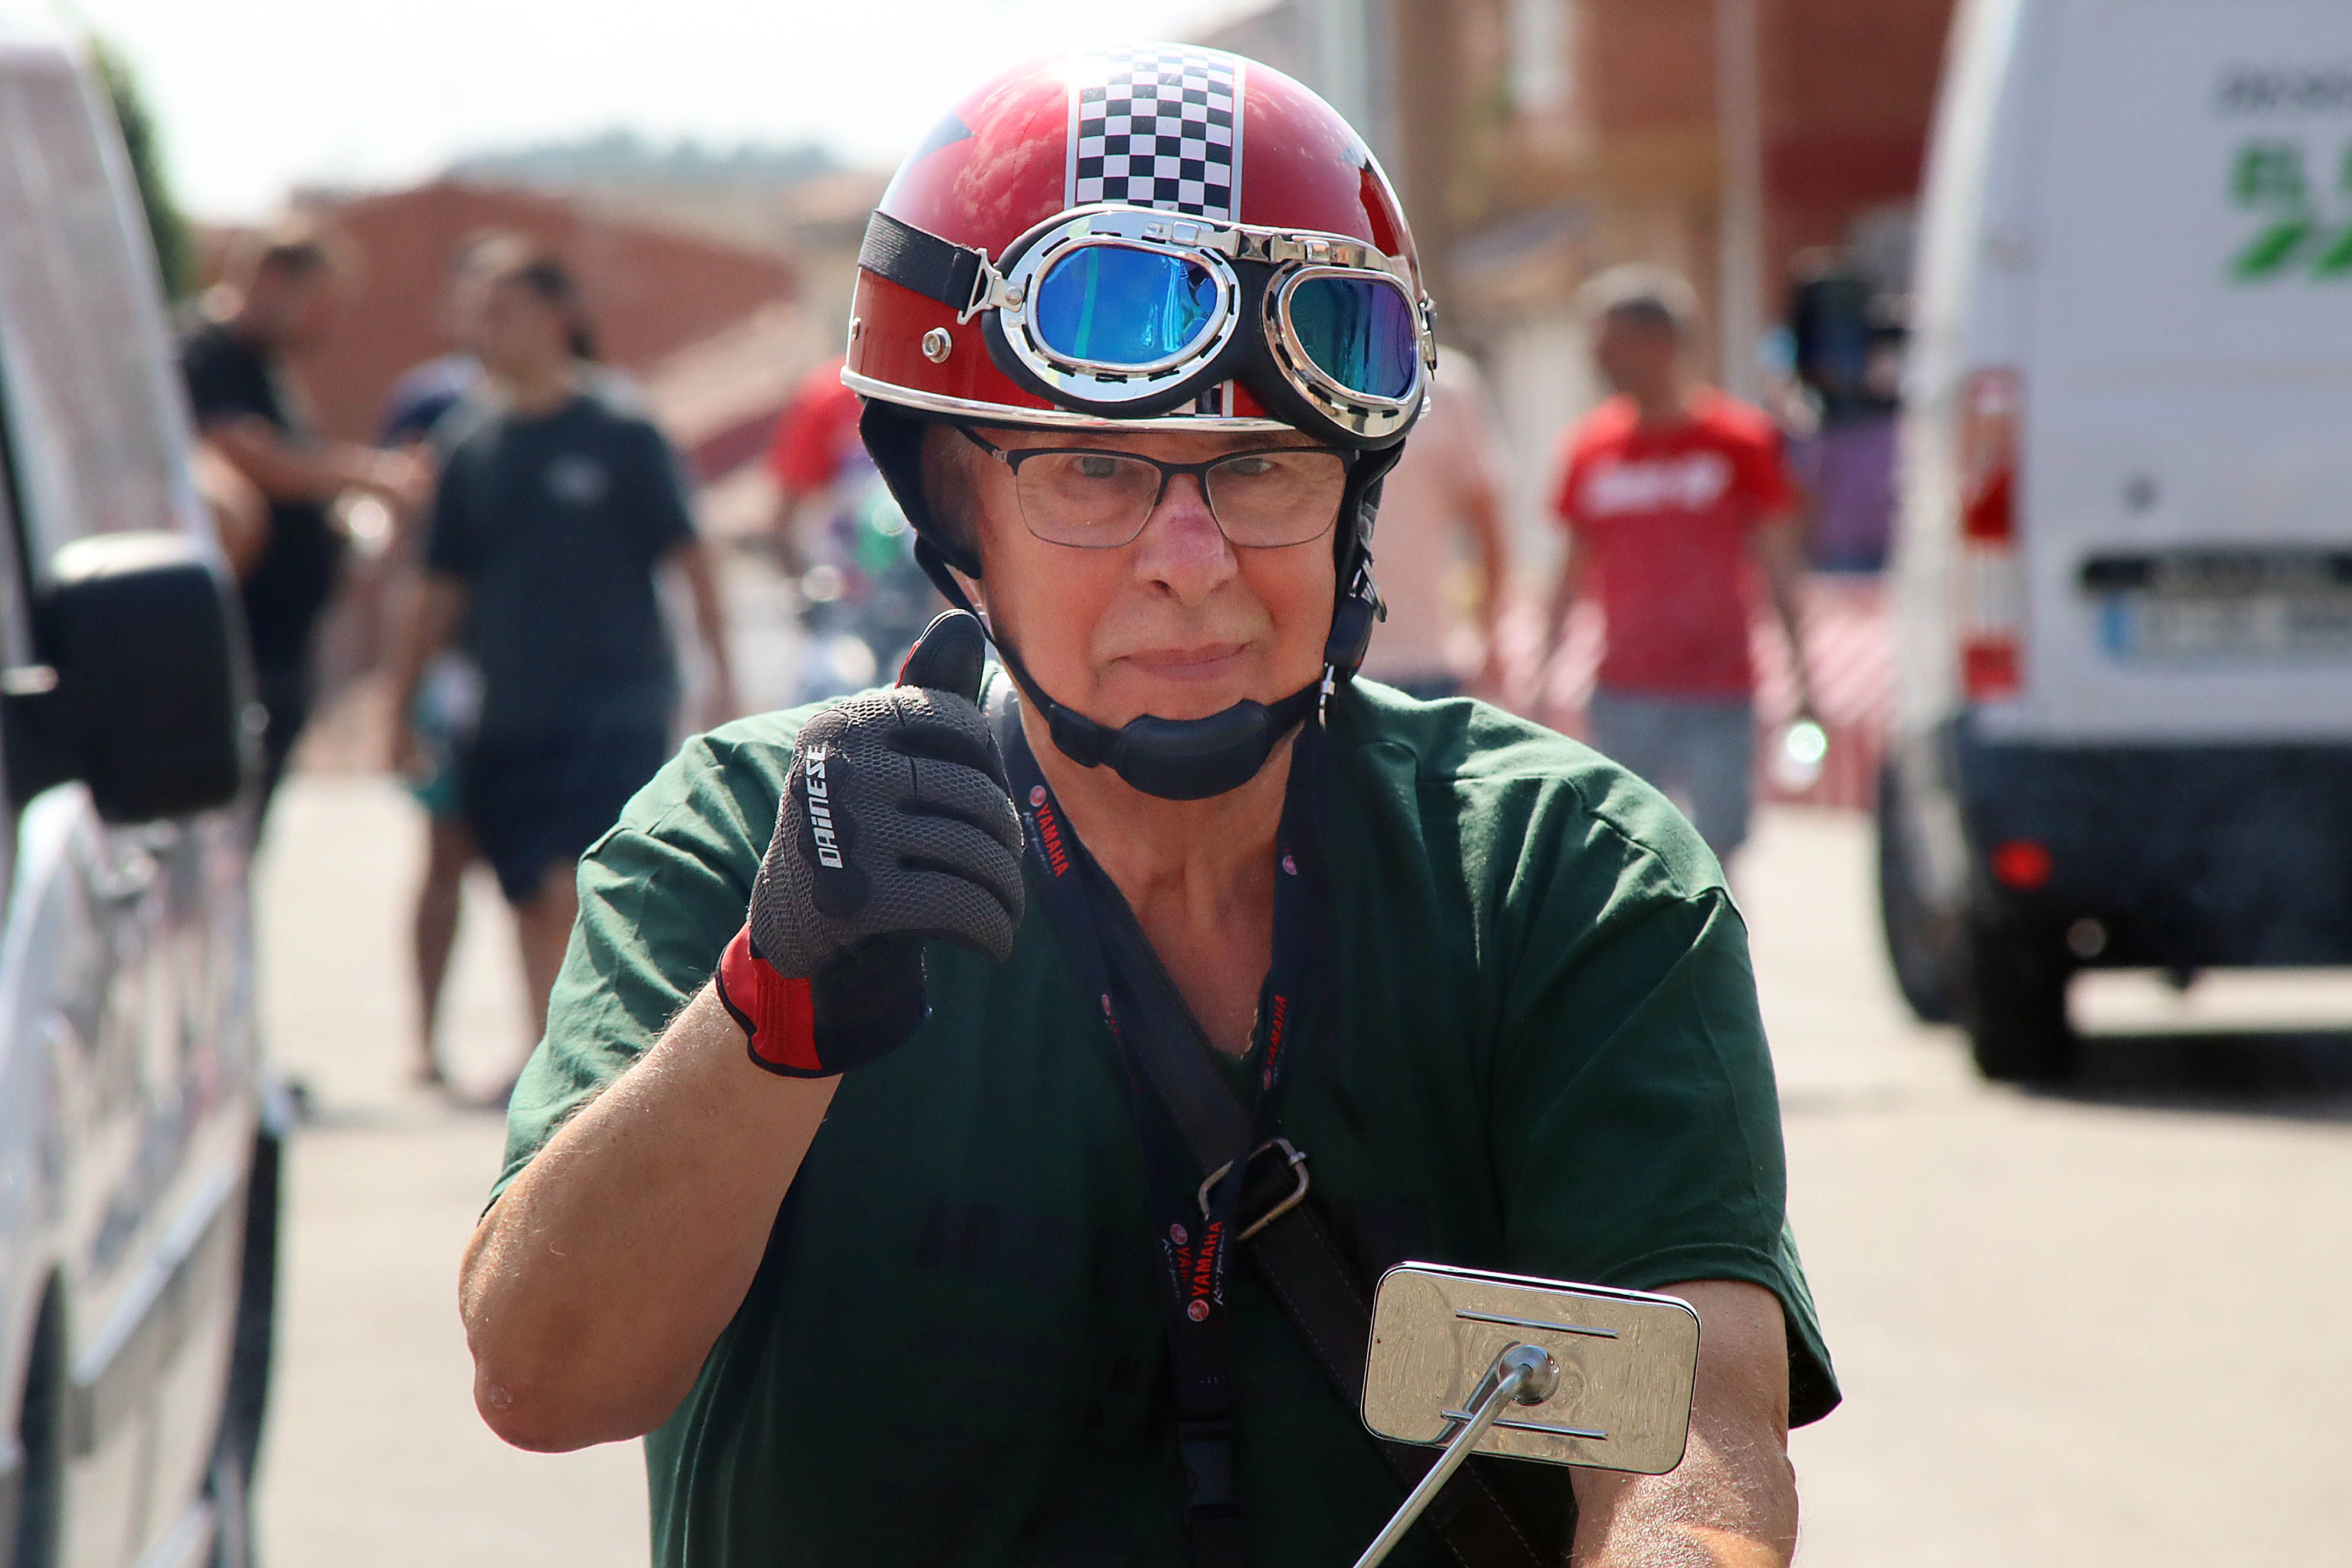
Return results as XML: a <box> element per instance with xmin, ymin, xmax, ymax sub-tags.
<box><xmin>861</xmin><ymin>210</ymin><xmax>991</xmax><ymax>316</ymax></box>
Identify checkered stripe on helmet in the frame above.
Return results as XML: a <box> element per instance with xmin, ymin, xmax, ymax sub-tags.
<box><xmin>1067</xmin><ymin>45</ymin><xmax>1242</xmax><ymax>221</ymax></box>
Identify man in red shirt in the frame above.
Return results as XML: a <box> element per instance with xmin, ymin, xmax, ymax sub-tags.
<box><xmin>765</xmin><ymin>354</ymin><xmax>865</xmax><ymax>571</ymax></box>
<box><xmin>1539</xmin><ymin>266</ymin><xmax>1814</xmax><ymax>863</ymax></box>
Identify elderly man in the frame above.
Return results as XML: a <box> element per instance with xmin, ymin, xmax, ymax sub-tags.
<box><xmin>461</xmin><ymin>45</ymin><xmax>1834</xmax><ymax>1568</ymax></box>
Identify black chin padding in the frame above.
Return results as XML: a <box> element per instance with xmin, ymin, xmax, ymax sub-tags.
<box><xmin>1041</xmin><ymin>683</ymin><xmax>1319</xmax><ymax>802</ymax></box>
<box><xmin>986</xmin><ymin>628</ymin><xmax>1318</xmax><ymax>802</ymax></box>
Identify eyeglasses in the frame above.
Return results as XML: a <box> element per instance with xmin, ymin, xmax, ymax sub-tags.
<box><xmin>958</xmin><ymin>425</ymin><xmax>1347</xmax><ymax>550</ymax></box>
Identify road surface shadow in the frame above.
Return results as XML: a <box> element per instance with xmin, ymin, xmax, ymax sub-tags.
<box><xmin>277</xmin><ymin>1076</ymin><xmax>520</xmax><ymax>1132</ymax></box>
<box><xmin>2056</xmin><ymin>1029</ymin><xmax>2352</xmax><ymax>1120</ymax></box>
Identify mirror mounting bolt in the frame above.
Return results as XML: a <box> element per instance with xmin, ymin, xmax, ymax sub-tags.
<box><xmin>1498</xmin><ymin>1344</ymin><xmax>1559</xmax><ymax>1406</ymax></box>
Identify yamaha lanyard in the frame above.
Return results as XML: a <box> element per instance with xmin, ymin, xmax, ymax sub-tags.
<box><xmin>995</xmin><ymin>690</ymin><xmax>1322</xmax><ymax>1568</ymax></box>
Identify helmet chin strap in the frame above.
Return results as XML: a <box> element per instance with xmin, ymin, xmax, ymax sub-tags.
<box><xmin>923</xmin><ymin>566</ymin><xmax>1376</xmax><ymax>802</ymax></box>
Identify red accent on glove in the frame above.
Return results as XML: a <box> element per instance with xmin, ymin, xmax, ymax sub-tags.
<box><xmin>714</xmin><ymin>926</ymin><xmax>824</xmax><ymax>1076</ymax></box>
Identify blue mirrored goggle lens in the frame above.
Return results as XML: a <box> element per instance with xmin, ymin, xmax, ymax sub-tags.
<box><xmin>1286</xmin><ymin>276</ymin><xmax>1419</xmax><ymax>400</ymax></box>
<box><xmin>1033</xmin><ymin>246</ymin><xmax>1220</xmax><ymax>367</ymax></box>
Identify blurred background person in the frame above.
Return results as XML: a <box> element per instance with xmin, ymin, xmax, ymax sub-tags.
<box><xmin>378</xmin><ymin>230</ymin><xmax>511</xmax><ymax>451</ymax></box>
<box><xmin>1355</xmin><ymin>349</ymin><xmax>1511</xmax><ymax>700</ymax></box>
<box><xmin>180</xmin><ymin>223</ymin><xmax>430</xmax><ymax>819</ymax></box>
<box><xmin>379</xmin><ymin>233</ymin><xmax>507</xmax><ymax>1088</ymax></box>
<box><xmin>765</xmin><ymin>352</ymin><xmax>942</xmax><ymax>702</ymax></box>
<box><xmin>1537</xmin><ymin>264</ymin><xmax>1814</xmax><ymax>867</ymax></box>
<box><xmin>763</xmin><ymin>351</ymin><xmax>862</xmax><ymax>576</ymax></box>
<box><xmin>388</xmin><ymin>243</ymin><xmax>735</xmax><ymax>1075</ymax></box>
<box><xmin>1783</xmin><ymin>255</ymin><xmax>1904</xmax><ymax>574</ymax></box>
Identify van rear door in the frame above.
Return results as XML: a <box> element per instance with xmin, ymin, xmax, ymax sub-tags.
<box><xmin>2011</xmin><ymin>0</ymin><xmax>2352</xmax><ymax>742</ymax></box>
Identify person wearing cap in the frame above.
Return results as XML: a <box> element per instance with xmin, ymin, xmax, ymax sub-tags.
<box><xmin>460</xmin><ymin>45</ymin><xmax>1835</xmax><ymax>1568</ymax></box>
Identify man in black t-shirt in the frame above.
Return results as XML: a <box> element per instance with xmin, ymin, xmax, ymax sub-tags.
<box><xmin>387</xmin><ymin>246</ymin><xmax>736</xmax><ymax>1073</ymax></box>
<box><xmin>179</xmin><ymin>227</ymin><xmax>427</xmax><ymax>815</ymax></box>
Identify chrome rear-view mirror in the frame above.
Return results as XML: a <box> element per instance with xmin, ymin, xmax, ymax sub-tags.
<box><xmin>1350</xmin><ymin>1263</ymin><xmax>1701</xmax><ymax>1568</ymax></box>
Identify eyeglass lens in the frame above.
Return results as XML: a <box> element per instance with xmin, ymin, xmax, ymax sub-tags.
<box><xmin>1013</xmin><ymin>449</ymin><xmax>1346</xmax><ymax>548</ymax></box>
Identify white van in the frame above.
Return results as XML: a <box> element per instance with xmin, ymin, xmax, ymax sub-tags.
<box><xmin>1881</xmin><ymin>0</ymin><xmax>2352</xmax><ymax>1080</ymax></box>
<box><xmin>0</xmin><ymin>11</ymin><xmax>279</xmax><ymax>1567</ymax></box>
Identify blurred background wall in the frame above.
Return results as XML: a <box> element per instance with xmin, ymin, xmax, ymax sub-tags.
<box><xmin>1198</xmin><ymin>0</ymin><xmax>1951</xmax><ymax>565</ymax></box>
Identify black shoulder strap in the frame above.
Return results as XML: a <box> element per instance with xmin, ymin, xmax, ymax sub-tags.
<box><xmin>1089</xmin><ymin>901</ymin><xmax>1551</xmax><ymax>1568</ymax></box>
<box><xmin>994</xmin><ymin>693</ymin><xmax>1550</xmax><ymax>1568</ymax></box>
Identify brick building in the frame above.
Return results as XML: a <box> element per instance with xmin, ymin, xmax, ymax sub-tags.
<box><xmin>270</xmin><ymin>181</ymin><xmax>806</xmax><ymax>456</ymax></box>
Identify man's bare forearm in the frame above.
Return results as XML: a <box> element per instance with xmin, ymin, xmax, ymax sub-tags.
<box><xmin>1466</xmin><ymin>479</ymin><xmax>1512</xmax><ymax>672</ymax></box>
<box><xmin>460</xmin><ymin>986</ymin><xmax>837</xmax><ymax>1451</ymax></box>
<box><xmin>1571</xmin><ymin>1281</ymin><xmax>1798</xmax><ymax>1567</ymax></box>
<box><xmin>1752</xmin><ymin>517</ymin><xmax>1812</xmax><ymax>710</ymax></box>
<box><xmin>206</xmin><ymin>416</ymin><xmax>410</xmax><ymax>505</ymax></box>
<box><xmin>672</xmin><ymin>540</ymin><xmax>737</xmax><ymax>698</ymax></box>
<box><xmin>1541</xmin><ymin>545</ymin><xmax>1584</xmax><ymax>665</ymax></box>
<box><xmin>387</xmin><ymin>576</ymin><xmax>466</xmax><ymax>723</ymax></box>
<box><xmin>1571</xmin><ymin>1439</ymin><xmax>1797</xmax><ymax>1567</ymax></box>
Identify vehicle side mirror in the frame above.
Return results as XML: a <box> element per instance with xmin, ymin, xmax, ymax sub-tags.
<box><xmin>1351</xmin><ymin>1263</ymin><xmax>1701</xmax><ymax>1568</ymax></box>
<box><xmin>5</xmin><ymin>531</ymin><xmax>256</xmax><ymax>823</ymax></box>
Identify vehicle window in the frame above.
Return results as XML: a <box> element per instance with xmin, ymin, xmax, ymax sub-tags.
<box><xmin>0</xmin><ymin>55</ymin><xmax>187</xmax><ymax>573</ymax></box>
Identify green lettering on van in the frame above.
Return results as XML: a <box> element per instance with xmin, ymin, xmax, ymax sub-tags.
<box><xmin>2311</xmin><ymin>226</ymin><xmax>2352</xmax><ymax>279</ymax></box>
<box><xmin>2232</xmin><ymin>141</ymin><xmax>2309</xmax><ymax>208</ymax></box>
<box><xmin>2231</xmin><ymin>218</ymin><xmax>2316</xmax><ymax>280</ymax></box>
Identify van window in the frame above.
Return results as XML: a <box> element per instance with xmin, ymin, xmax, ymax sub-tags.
<box><xmin>2038</xmin><ymin>2</ymin><xmax>2352</xmax><ymax>376</ymax></box>
<box><xmin>0</xmin><ymin>55</ymin><xmax>185</xmax><ymax>571</ymax></box>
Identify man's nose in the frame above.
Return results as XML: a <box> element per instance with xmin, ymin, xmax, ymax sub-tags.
<box><xmin>1130</xmin><ymin>473</ymin><xmax>1237</xmax><ymax>606</ymax></box>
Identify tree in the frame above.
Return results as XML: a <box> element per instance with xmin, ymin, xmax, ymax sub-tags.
<box><xmin>88</xmin><ymin>35</ymin><xmax>193</xmax><ymax>301</ymax></box>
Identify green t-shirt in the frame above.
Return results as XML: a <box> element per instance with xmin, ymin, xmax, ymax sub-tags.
<box><xmin>495</xmin><ymin>681</ymin><xmax>1837</xmax><ymax>1568</ymax></box>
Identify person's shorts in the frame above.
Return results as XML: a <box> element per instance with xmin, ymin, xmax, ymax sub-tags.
<box><xmin>458</xmin><ymin>720</ymin><xmax>672</xmax><ymax>904</ymax></box>
<box><xmin>1585</xmin><ymin>687</ymin><xmax>1756</xmax><ymax>858</ymax></box>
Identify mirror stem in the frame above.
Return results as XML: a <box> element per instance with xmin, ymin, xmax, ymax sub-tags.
<box><xmin>1350</xmin><ymin>1344</ymin><xmax>1559</xmax><ymax>1568</ymax></box>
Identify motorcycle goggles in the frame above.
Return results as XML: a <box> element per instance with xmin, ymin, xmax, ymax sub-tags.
<box><xmin>859</xmin><ymin>205</ymin><xmax>1436</xmax><ymax>448</ymax></box>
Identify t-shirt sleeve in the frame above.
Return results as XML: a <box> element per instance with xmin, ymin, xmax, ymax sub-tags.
<box><xmin>489</xmin><ymin>725</ymin><xmax>785</xmax><ymax>1206</ymax></box>
<box><xmin>1487</xmin><ymin>781</ymin><xmax>1839</xmax><ymax>1425</ymax></box>
<box><xmin>624</xmin><ymin>418</ymin><xmax>701</xmax><ymax>558</ymax></box>
<box><xmin>179</xmin><ymin>334</ymin><xmax>254</xmax><ymax>429</ymax></box>
<box><xmin>767</xmin><ymin>374</ymin><xmax>861</xmax><ymax>493</ymax></box>
<box><xmin>1549</xmin><ymin>433</ymin><xmax>1589</xmax><ymax>535</ymax></box>
<box><xmin>1736</xmin><ymin>423</ymin><xmax>1798</xmax><ymax>522</ymax></box>
<box><xmin>767</xmin><ymin>396</ymin><xmax>835</xmax><ymax>492</ymax></box>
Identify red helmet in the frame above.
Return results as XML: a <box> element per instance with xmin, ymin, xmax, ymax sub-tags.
<box><xmin>846</xmin><ymin>43</ymin><xmax>1433</xmax><ymax>448</ymax></box>
<box><xmin>850</xmin><ymin>44</ymin><xmax>1433</xmax><ymax>799</ymax></box>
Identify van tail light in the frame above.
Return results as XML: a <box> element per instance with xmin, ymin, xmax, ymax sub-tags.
<box><xmin>1957</xmin><ymin>367</ymin><xmax>2024</xmax><ymax>700</ymax></box>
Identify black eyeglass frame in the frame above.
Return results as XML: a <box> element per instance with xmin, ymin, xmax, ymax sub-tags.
<box><xmin>954</xmin><ymin>423</ymin><xmax>1350</xmax><ymax>550</ymax></box>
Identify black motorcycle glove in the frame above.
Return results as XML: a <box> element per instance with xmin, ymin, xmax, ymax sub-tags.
<box><xmin>714</xmin><ymin>610</ymin><xmax>1024</xmax><ymax>1076</ymax></box>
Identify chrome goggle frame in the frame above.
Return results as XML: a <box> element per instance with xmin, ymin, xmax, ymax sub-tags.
<box><xmin>969</xmin><ymin>205</ymin><xmax>1437</xmax><ymax>445</ymax></box>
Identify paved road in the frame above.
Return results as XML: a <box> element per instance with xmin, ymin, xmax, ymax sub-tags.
<box><xmin>249</xmin><ymin>779</ymin><xmax>2352</xmax><ymax>1566</ymax></box>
